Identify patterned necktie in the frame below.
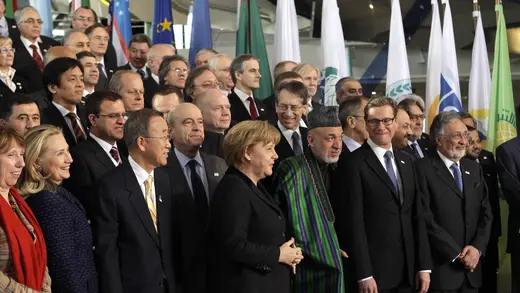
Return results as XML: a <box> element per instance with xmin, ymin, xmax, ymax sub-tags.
<box><xmin>66</xmin><ymin>112</ymin><xmax>85</xmax><ymax>142</ymax></box>
<box><xmin>384</xmin><ymin>151</ymin><xmax>399</xmax><ymax>194</ymax></box>
<box><xmin>188</xmin><ymin>160</ymin><xmax>209</xmax><ymax>223</ymax></box>
<box><xmin>137</xmin><ymin>69</ymin><xmax>146</xmax><ymax>80</ymax></box>
<box><xmin>450</xmin><ymin>163</ymin><xmax>463</xmax><ymax>192</ymax></box>
<box><xmin>410</xmin><ymin>142</ymin><xmax>422</xmax><ymax>158</ymax></box>
<box><xmin>143</xmin><ymin>175</ymin><xmax>157</xmax><ymax>232</ymax></box>
<box><xmin>97</xmin><ymin>63</ymin><xmax>107</xmax><ymax>87</ymax></box>
<box><xmin>109</xmin><ymin>146</ymin><xmax>121</xmax><ymax>165</ymax></box>
<box><xmin>247</xmin><ymin>97</ymin><xmax>258</xmax><ymax>120</ymax></box>
<box><xmin>291</xmin><ymin>132</ymin><xmax>303</xmax><ymax>155</ymax></box>
<box><xmin>29</xmin><ymin>44</ymin><xmax>44</xmax><ymax>72</ymax></box>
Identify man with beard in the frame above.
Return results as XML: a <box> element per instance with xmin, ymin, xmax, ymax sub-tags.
<box><xmin>274</xmin><ymin>105</ymin><xmax>346</xmax><ymax>293</ymax></box>
<box><xmin>117</xmin><ymin>34</ymin><xmax>152</xmax><ymax>80</ymax></box>
<box><xmin>77</xmin><ymin>51</ymin><xmax>99</xmax><ymax>98</ymax></box>
<box><xmin>414</xmin><ymin>112</ymin><xmax>492</xmax><ymax>293</ymax></box>
<box><xmin>391</xmin><ymin>108</ymin><xmax>413</xmax><ymax>151</ymax></box>
<box><xmin>332</xmin><ymin>96</ymin><xmax>432</xmax><ymax>293</ymax></box>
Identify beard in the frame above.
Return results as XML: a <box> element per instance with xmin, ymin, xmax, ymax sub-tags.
<box><xmin>315</xmin><ymin>152</ymin><xmax>340</xmax><ymax>164</ymax></box>
<box><xmin>445</xmin><ymin>148</ymin><xmax>466</xmax><ymax>160</ymax></box>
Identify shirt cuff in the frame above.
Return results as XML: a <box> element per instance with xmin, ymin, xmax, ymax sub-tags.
<box><xmin>452</xmin><ymin>253</ymin><xmax>461</xmax><ymax>262</ymax></box>
<box><xmin>419</xmin><ymin>270</ymin><xmax>432</xmax><ymax>273</ymax></box>
<box><xmin>358</xmin><ymin>276</ymin><xmax>373</xmax><ymax>282</ymax></box>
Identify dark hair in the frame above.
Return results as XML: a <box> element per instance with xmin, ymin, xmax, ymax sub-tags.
<box><xmin>274</xmin><ymin>81</ymin><xmax>307</xmax><ymax>105</ymax></box>
<box><xmin>85</xmin><ymin>90</ymin><xmax>123</xmax><ymax>127</ymax></box>
<box><xmin>124</xmin><ymin>108</ymin><xmax>164</xmax><ymax>150</ymax></box>
<box><xmin>154</xmin><ymin>85</ymin><xmax>184</xmax><ymax>100</ymax></box>
<box><xmin>84</xmin><ymin>23</ymin><xmax>107</xmax><ymax>37</ymax></box>
<box><xmin>76</xmin><ymin>51</ymin><xmax>96</xmax><ymax>60</ymax></box>
<box><xmin>458</xmin><ymin>112</ymin><xmax>477</xmax><ymax>129</ymax></box>
<box><xmin>335</xmin><ymin>77</ymin><xmax>359</xmax><ymax>94</ymax></box>
<box><xmin>273</xmin><ymin>61</ymin><xmax>297</xmax><ymax>80</ymax></box>
<box><xmin>0</xmin><ymin>94</ymin><xmax>40</xmax><ymax>120</ymax></box>
<box><xmin>184</xmin><ymin>65</ymin><xmax>212</xmax><ymax>98</ymax></box>
<box><xmin>230</xmin><ymin>54</ymin><xmax>259</xmax><ymax>85</ymax></box>
<box><xmin>273</xmin><ymin>71</ymin><xmax>302</xmax><ymax>91</ymax></box>
<box><xmin>397</xmin><ymin>97</ymin><xmax>425</xmax><ymax>114</ymax></box>
<box><xmin>129</xmin><ymin>33</ymin><xmax>152</xmax><ymax>49</ymax></box>
<box><xmin>42</xmin><ymin>57</ymin><xmax>83</xmax><ymax>100</ymax></box>
<box><xmin>364</xmin><ymin>96</ymin><xmax>397</xmax><ymax>120</ymax></box>
<box><xmin>74</xmin><ymin>6</ymin><xmax>98</xmax><ymax>23</ymax></box>
<box><xmin>338</xmin><ymin>96</ymin><xmax>368</xmax><ymax>129</ymax></box>
<box><xmin>159</xmin><ymin>55</ymin><xmax>189</xmax><ymax>84</ymax></box>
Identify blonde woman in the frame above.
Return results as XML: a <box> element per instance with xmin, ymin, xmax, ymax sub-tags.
<box><xmin>293</xmin><ymin>63</ymin><xmax>323</xmax><ymax>114</ymax></box>
<box><xmin>17</xmin><ymin>125</ymin><xmax>98</xmax><ymax>293</ymax></box>
<box><xmin>0</xmin><ymin>36</ymin><xmax>28</xmax><ymax>99</ymax></box>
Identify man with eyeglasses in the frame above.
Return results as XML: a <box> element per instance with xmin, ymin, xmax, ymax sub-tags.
<box><xmin>109</xmin><ymin>70</ymin><xmax>145</xmax><ymax>113</ymax></box>
<box><xmin>12</xmin><ymin>6</ymin><xmax>59</xmax><ymax>92</ymax></box>
<box><xmin>398</xmin><ymin>95</ymin><xmax>436</xmax><ymax>159</ymax></box>
<box><xmin>184</xmin><ymin>65</ymin><xmax>220</xmax><ymax>103</ymax></box>
<box><xmin>71</xmin><ymin>7</ymin><xmax>97</xmax><ymax>32</ymax></box>
<box><xmin>163</xmin><ymin>103</ymin><xmax>227</xmax><ymax>293</ymax></box>
<box><xmin>0</xmin><ymin>0</ymin><xmax>20</xmax><ymax>39</ymax></box>
<box><xmin>85</xmin><ymin>23</ymin><xmax>117</xmax><ymax>90</ymax></box>
<box><xmin>144</xmin><ymin>44</ymin><xmax>176</xmax><ymax>108</ymax></box>
<box><xmin>207</xmin><ymin>53</ymin><xmax>234</xmax><ymax>95</ymax></box>
<box><xmin>338</xmin><ymin>96</ymin><xmax>368</xmax><ymax>153</ymax></box>
<box><xmin>64</xmin><ymin>90</ymin><xmax>129</xmax><ymax>215</ymax></box>
<box><xmin>117</xmin><ymin>34</ymin><xmax>152</xmax><ymax>79</ymax></box>
<box><xmin>159</xmin><ymin>55</ymin><xmax>189</xmax><ymax>90</ymax></box>
<box><xmin>331</xmin><ymin>96</ymin><xmax>432</xmax><ymax>293</ymax></box>
<box><xmin>195</xmin><ymin>89</ymin><xmax>230</xmax><ymax>159</ymax></box>
<box><xmin>414</xmin><ymin>111</ymin><xmax>492</xmax><ymax>293</ymax></box>
<box><xmin>62</xmin><ymin>29</ymin><xmax>90</xmax><ymax>54</ymax></box>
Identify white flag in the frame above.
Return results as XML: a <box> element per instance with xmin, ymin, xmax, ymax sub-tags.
<box><xmin>468</xmin><ymin>11</ymin><xmax>491</xmax><ymax>140</ymax></box>
<box><xmin>273</xmin><ymin>0</ymin><xmax>301</xmax><ymax>65</ymax></box>
<box><xmin>425</xmin><ymin>0</ymin><xmax>442</xmax><ymax>130</ymax></box>
<box><xmin>320</xmin><ymin>0</ymin><xmax>347</xmax><ymax>106</ymax></box>
<box><xmin>440</xmin><ymin>0</ymin><xmax>462</xmax><ymax>112</ymax></box>
<box><xmin>386</xmin><ymin>0</ymin><xmax>412</xmax><ymax>100</ymax></box>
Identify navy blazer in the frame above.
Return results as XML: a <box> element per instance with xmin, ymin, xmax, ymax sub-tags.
<box><xmin>26</xmin><ymin>186</ymin><xmax>98</xmax><ymax>293</ymax></box>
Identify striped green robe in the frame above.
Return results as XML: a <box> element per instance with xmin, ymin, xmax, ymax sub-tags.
<box><xmin>274</xmin><ymin>153</ymin><xmax>344</xmax><ymax>293</ymax></box>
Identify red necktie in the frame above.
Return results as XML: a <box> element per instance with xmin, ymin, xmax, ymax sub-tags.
<box><xmin>29</xmin><ymin>44</ymin><xmax>44</xmax><ymax>72</ymax></box>
<box><xmin>247</xmin><ymin>97</ymin><xmax>258</xmax><ymax>120</ymax></box>
<box><xmin>66</xmin><ymin>112</ymin><xmax>86</xmax><ymax>142</ymax></box>
<box><xmin>109</xmin><ymin>146</ymin><xmax>121</xmax><ymax>165</ymax></box>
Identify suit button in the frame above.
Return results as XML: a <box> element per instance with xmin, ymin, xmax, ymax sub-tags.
<box><xmin>277</xmin><ymin>216</ymin><xmax>282</xmax><ymax>220</ymax></box>
<box><xmin>282</xmin><ymin>232</ymin><xmax>286</xmax><ymax>237</ymax></box>
<box><xmin>159</xmin><ymin>280</ymin><xmax>164</xmax><ymax>287</ymax></box>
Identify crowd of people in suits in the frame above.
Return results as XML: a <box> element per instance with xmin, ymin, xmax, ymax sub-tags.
<box><xmin>0</xmin><ymin>2</ymin><xmax>518</xmax><ymax>293</ymax></box>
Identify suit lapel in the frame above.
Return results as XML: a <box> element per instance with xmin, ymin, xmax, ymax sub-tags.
<box><xmin>362</xmin><ymin>143</ymin><xmax>398</xmax><ymax>197</ymax></box>
<box><xmin>201</xmin><ymin>153</ymin><xmax>222</xmax><ymax>202</ymax></box>
<box><xmin>275</xmin><ymin>124</ymin><xmax>295</xmax><ymax>157</ymax></box>
<box><xmin>432</xmin><ymin>157</ymin><xmax>463</xmax><ymax>198</ymax></box>
<box><xmin>301</xmin><ymin>127</ymin><xmax>309</xmax><ymax>153</ymax></box>
<box><xmin>460</xmin><ymin>160</ymin><xmax>473</xmax><ymax>200</ymax></box>
<box><xmin>166</xmin><ymin>151</ymin><xmax>192</xmax><ymax>196</ymax></box>
<box><xmin>394</xmin><ymin>151</ymin><xmax>412</xmax><ymax>205</ymax></box>
<box><xmin>252</xmin><ymin>182</ymin><xmax>282</xmax><ymax>215</ymax></box>
<box><xmin>87</xmin><ymin>138</ymin><xmax>116</xmax><ymax>170</ymax></box>
<box><xmin>154</xmin><ymin>170</ymin><xmax>169</xmax><ymax>240</ymax></box>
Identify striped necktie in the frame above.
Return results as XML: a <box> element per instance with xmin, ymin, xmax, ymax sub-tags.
<box><xmin>143</xmin><ymin>175</ymin><xmax>157</xmax><ymax>232</ymax></box>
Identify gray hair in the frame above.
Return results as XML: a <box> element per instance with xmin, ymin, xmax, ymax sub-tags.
<box><xmin>108</xmin><ymin>70</ymin><xmax>139</xmax><ymax>94</ymax></box>
<box><xmin>429</xmin><ymin>111</ymin><xmax>462</xmax><ymax>142</ymax></box>
<box><xmin>159</xmin><ymin>55</ymin><xmax>189</xmax><ymax>84</ymax></box>
<box><xmin>338</xmin><ymin>96</ymin><xmax>367</xmax><ymax>129</ymax></box>
<box><xmin>15</xmin><ymin>6</ymin><xmax>39</xmax><ymax>25</ymax></box>
<box><xmin>147</xmin><ymin>44</ymin><xmax>176</xmax><ymax>61</ymax></box>
<box><xmin>335</xmin><ymin>76</ymin><xmax>358</xmax><ymax>94</ymax></box>
<box><xmin>397</xmin><ymin>94</ymin><xmax>425</xmax><ymax>112</ymax></box>
<box><xmin>230</xmin><ymin>54</ymin><xmax>259</xmax><ymax>85</ymax></box>
<box><xmin>195</xmin><ymin>48</ymin><xmax>218</xmax><ymax>60</ymax></box>
<box><xmin>207</xmin><ymin>53</ymin><xmax>229</xmax><ymax>71</ymax></box>
<box><xmin>62</xmin><ymin>29</ymin><xmax>85</xmax><ymax>46</ymax></box>
<box><xmin>124</xmin><ymin>108</ymin><xmax>164</xmax><ymax>150</ymax></box>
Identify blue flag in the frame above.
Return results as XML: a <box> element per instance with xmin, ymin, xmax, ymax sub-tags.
<box><xmin>189</xmin><ymin>0</ymin><xmax>212</xmax><ymax>67</ymax></box>
<box><xmin>153</xmin><ymin>0</ymin><xmax>175</xmax><ymax>46</ymax></box>
<box><xmin>109</xmin><ymin>0</ymin><xmax>132</xmax><ymax>66</ymax></box>
<box><xmin>29</xmin><ymin>0</ymin><xmax>52</xmax><ymax>37</ymax></box>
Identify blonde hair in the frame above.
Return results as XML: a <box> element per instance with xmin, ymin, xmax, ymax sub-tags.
<box><xmin>223</xmin><ymin>120</ymin><xmax>280</xmax><ymax>166</ymax></box>
<box><xmin>16</xmin><ymin>125</ymin><xmax>64</xmax><ymax>196</ymax></box>
<box><xmin>0</xmin><ymin>36</ymin><xmax>12</xmax><ymax>48</ymax></box>
<box><xmin>293</xmin><ymin>63</ymin><xmax>320</xmax><ymax>80</ymax></box>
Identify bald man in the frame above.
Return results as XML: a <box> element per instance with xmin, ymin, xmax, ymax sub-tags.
<box><xmin>63</xmin><ymin>30</ymin><xmax>90</xmax><ymax>54</ymax></box>
<box><xmin>197</xmin><ymin>89</ymin><xmax>231</xmax><ymax>159</ymax></box>
<box><xmin>164</xmin><ymin>102</ymin><xmax>227</xmax><ymax>293</ymax></box>
<box><xmin>144</xmin><ymin>44</ymin><xmax>176</xmax><ymax>107</ymax></box>
<box><xmin>44</xmin><ymin>46</ymin><xmax>77</xmax><ymax>66</ymax></box>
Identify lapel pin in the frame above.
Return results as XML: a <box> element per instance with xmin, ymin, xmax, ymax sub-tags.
<box><xmin>465</xmin><ymin>171</ymin><xmax>470</xmax><ymax>175</ymax></box>
<box><xmin>483</xmin><ymin>156</ymin><xmax>488</xmax><ymax>159</ymax></box>
<box><xmin>400</xmin><ymin>160</ymin><xmax>405</xmax><ymax>164</ymax></box>
<box><xmin>158</xmin><ymin>195</ymin><xmax>163</xmax><ymax>203</ymax></box>
<box><xmin>425</xmin><ymin>148</ymin><xmax>429</xmax><ymax>150</ymax></box>
<box><xmin>214</xmin><ymin>172</ymin><xmax>219</xmax><ymax>176</ymax></box>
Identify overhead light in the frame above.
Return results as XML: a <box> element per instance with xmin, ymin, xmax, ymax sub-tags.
<box><xmin>369</xmin><ymin>4</ymin><xmax>374</xmax><ymax>10</ymax></box>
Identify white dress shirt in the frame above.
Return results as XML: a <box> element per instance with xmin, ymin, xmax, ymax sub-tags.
<box><xmin>83</xmin><ymin>88</ymin><xmax>95</xmax><ymax>97</ymax></box>
<box><xmin>234</xmin><ymin>87</ymin><xmax>259</xmax><ymax>117</ymax></box>
<box><xmin>98</xmin><ymin>57</ymin><xmax>107</xmax><ymax>76</ymax></box>
<box><xmin>52</xmin><ymin>102</ymin><xmax>86</xmax><ymax>141</ymax></box>
<box><xmin>0</xmin><ymin>16</ymin><xmax>8</xmax><ymax>37</ymax></box>
<box><xmin>90</xmin><ymin>133</ymin><xmax>120</xmax><ymax>166</ymax></box>
<box><xmin>174</xmin><ymin>149</ymin><xmax>210</xmax><ymax>200</ymax></box>
<box><xmin>129</xmin><ymin>63</ymin><xmax>149</xmax><ymax>79</ymax></box>
<box><xmin>437</xmin><ymin>150</ymin><xmax>460</xmax><ymax>178</ymax></box>
<box><xmin>407</xmin><ymin>139</ymin><xmax>425</xmax><ymax>158</ymax></box>
<box><xmin>277</xmin><ymin>121</ymin><xmax>302</xmax><ymax>151</ymax></box>
<box><xmin>342</xmin><ymin>135</ymin><xmax>362</xmax><ymax>152</ymax></box>
<box><xmin>307</xmin><ymin>100</ymin><xmax>314</xmax><ymax>112</ymax></box>
<box><xmin>129</xmin><ymin>155</ymin><xmax>156</xmax><ymax>205</ymax></box>
<box><xmin>151</xmin><ymin>73</ymin><xmax>160</xmax><ymax>84</ymax></box>
<box><xmin>21</xmin><ymin>36</ymin><xmax>43</xmax><ymax>59</ymax></box>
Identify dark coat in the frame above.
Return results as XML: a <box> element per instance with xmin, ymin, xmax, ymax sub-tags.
<box><xmin>144</xmin><ymin>75</ymin><xmax>160</xmax><ymax>108</ymax></box>
<box><xmin>402</xmin><ymin>136</ymin><xmax>436</xmax><ymax>158</ymax></box>
<box><xmin>228</xmin><ymin>88</ymin><xmax>271</xmax><ymax>123</ymax></box>
<box><xmin>207</xmin><ymin>166</ymin><xmax>290</xmax><ymax>293</ymax></box>
<box><xmin>414</xmin><ymin>155</ymin><xmax>493</xmax><ymax>290</ymax></box>
<box><xmin>200</xmin><ymin>131</ymin><xmax>225</xmax><ymax>160</ymax></box>
<box><xmin>26</xmin><ymin>186</ymin><xmax>98</xmax><ymax>293</ymax></box>
<box><xmin>0</xmin><ymin>72</ymin><xmax>29</xmax><ymax>99</ymax></box>
<box><xmin>6</xmin><ymin>17</ymin><xmax>20</xmax><ymax>40</ymax></box>
<box><xmin>478</xmin><ymin>149</ymin><xmax>501</xmax><ymax>240</ymax></box>
<box><xmin>40</xmin><ymin>103</ymin><xmax>89</xmax><ymax>148</ymax></box>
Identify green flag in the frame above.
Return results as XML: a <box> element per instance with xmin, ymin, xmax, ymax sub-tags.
<box><xmin>487</xmin><ymin>4</ymin><xmax>517</xmax><ymax>152</ymax></box>
<box><xmin>236</xmin><ymin>0</ymin><xmax>273</xmax><ymax>100</ymax></box>
<box><xmin>5</xmin><ymin>0</ymin><xmax>17</xmax><ymax>19</ymax></box>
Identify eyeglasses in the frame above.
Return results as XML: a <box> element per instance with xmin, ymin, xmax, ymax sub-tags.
<box><xmin>171</xmin><ymin>67</ymin><xmax>189</xmax><ymax>74</ymax></box>
<box><xmin>277</xmin><ymin>103</ymin><xmax>303</xmax><ymax>112</ymax></box>
<box><xmin>97</xmin><ymin>113</ymin><xmax>128</xmax><ymax>120</ymax></box>
<box><xmin>75</xmin><ymin>17</ymin><xmax>95</xmax><ymax>22</ymax></box>
<box><xmin>441</xmin><ymin>132</ymin><xmax>469</xmax><ymax>141</ymax></box>
<box><xmin>409</xmin><ymin>114</ymin><xmax>425</xmax><ymax>121</ymax></box>
<box><xmin>194</xmin><ymin>81</ymin><xmax>221</xmax><ymax>90</ymax></box>
<box><xmin>22</xmin><ymin>18</ymin><xmax>43</xmax><ymax>25</ymax></box>
<box><xmin>366</xmin><ymin>117</ymin><xmax>395</xmax><ymax>127</ymax></box>
<box><xmin>0</xmin><ymin>48</ymin><xmax>15</xmax><ymax>55</ymax></box>
<box><xmin>143</xmin><ymin>135</ymin><xmax>170</xmax><ymax>143</ymax></box>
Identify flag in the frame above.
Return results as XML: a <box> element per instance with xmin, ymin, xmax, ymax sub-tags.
<box><xmin>153</xmin><ymin>0</ymin><xmax>175</xmax><ymax>46</ymax></box>
<box><xmin>236</xmin><ymin>0</ymin><xmax>273</xmax><ymax>100</ymax></box>
<box><xmin>468</xmin><ymin>11</ymin><xmax>491</xmax><ymax>145</ymax></box>
<box><xmin>386</xmin><ymin>0</ymin><xmax>412</xmax><ymax>100</ymax></box>
<box><xmin>189</xmin><ymin>0</ymin><xmax>213</xmax><ymax>67</ymax></box>
<box><xmin>273</xmin><ymin>0</ymin><xmax>301</xmax><ymax>65</ymax></box>
<box><xmin>29</xmin><ymin>0</ymin><xmax>52</xmax><ymax>37</ymax></box>
<box><xmin>5</xmin><ymin>0</ymin><xmax>17</xmax><ymax>18</ymax></box>
<box><xmin>425</xmin><ymin>0</ymin><xmax>442</xmax><ymax>131</ymax></box>
<box><xmin>439</xmin><ymin>0</ymin><xmax>462</xmax><ymax>113</ymax></box>
<box><xmin>320</xmin><ymin>0</ymin><xmax>347</xmax><ymax>106</ymax></box>
<box><xmin>487</xmin><ymin>4</ymin><xmax>517</xmax><ymax>152</ymax></box>
<box><xmin>109</xmin><ymin>0</ymin><xmax>132</xmax><ymax>67</ymax></box>
<box><xmin>71</xmin><ymin>0</ymin><xmax>90</xmax><ymax>12</ymax></box>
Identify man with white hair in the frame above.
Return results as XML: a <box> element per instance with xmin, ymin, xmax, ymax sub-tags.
<box><xmin>144</xmin><ymin>44</ymin><xmax>176</xmax><ymax>107</ymax></box>
<box><xmin>194</xmin><ymin>48</ymin><xmax>218</xmax><ymax>67</ymax></box>
<box><xmin>207</xmin><ymin>53</ymin><xmax>234</xmax><ymax>95</ymax></box>
<box><xmin>62</xmin><ymin>29</ymin><xmax>90</xmax><ymax>54</ymax></box>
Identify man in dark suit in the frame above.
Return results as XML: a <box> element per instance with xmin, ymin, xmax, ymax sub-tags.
<box><xmin>414</xmin><ymin>112</ymin><xmax>493</xmax><ymax>293</ymax></box>
<box><xmin>331</xmin><ymin>96</ymin><xmax>432</xmax><ymax>293</ymax></box>
<box><xmin>207</xmin><ymin>53</ymin><xmax>234</xmax><ymax>96</ymax></box>
<box><xmin>164</xmin><ymin>103</ymin><xmax>227</xmax><ymax>293</ymax></box>
<box><xmin>108</xmin><ymin>70</ymin><xmax>145</xmax><ymax>113</ymax></box>
<box><xmin>152</xmin><ymin>85</ymin><xmax>183</xmax><ymax>118</ymax></box>
<box><xmin>85</xmin><ymin>24</ymin><xmax>116</xmax><ymax>90</ymax></box>
<box><xmin>338</xmin><ymin>96</ymin><xmax>368</xmax><ymax>153</ymax></box>
<box><xmin>92</xmin><ymin>109</ymin><xmax>180</xmax><ymax>293</ymax></box>
<box><xmin>64</xmin><ymin>90</ymin><xmax>128</xmax><ymax>214</ymax></box>
<box><xmin>183</xmin><ymin>66</ymin><xmax>219</xmax><ymax>103</ymax></box>
<box><xmin>335</xmin><ymin>77</ymin><xmax>364</xmax><ymax>105</ymax></box>
<box><xmin>0</xmin><ymin>0</ymin><xmax>20</xmax><ymax>40</ymax></box>
<box><xmin>41</xmin><ymin>57</ymin><xmax>88</xmax><ymax>148</ymax></box>
<box><xmin>12</xmin><ymin>6</ymin><xmax>59</xmax><ymax>93</ymax></box>
<box><xmin>0</xmin><ymin>94</ymin><xmax>40</xmax><ymax>134</ymax></box>
<box><xmin>262</xmin><ymin>71</ymin><xmax>303</xmax><ymax>124</ymax></box>
<box><xmin>196</xmin><ymin>89</ymin><xmax>231</xmax><ymax>159</ymax></box>
<box><xmin>495</xmin><ymin>136</ymin><xmax>520</xmax><ymax>293</ymax></box>
<box><xmin>397</xmin><ymin>96</ymin><xmax>435</xmax><ymax>158</ymax></box>
<box><xmin>144</xmin><ymin>44</ymin><xmax>176</xmax><ymax>108</ymax></box>
<box><xmin>228</xmin><ymin>54</ymin><xmax>270</xmax><ymax>122</ymax></box>
<box><xmin>392</xmin><ymin>108</ymin><xmax>414</xmax><ymax>153</ymax></box>
<box><xmin>116</xmin><ymin>34</ymin><xmax>152</xmax><ymax>79</ymax></box>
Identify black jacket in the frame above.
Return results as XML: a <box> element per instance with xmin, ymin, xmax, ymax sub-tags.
<box><xmin>6</xmin><ymin>17</ymin><xmax>20</xmax><ymax>40</ymax></box>
<box><xmin>0</xmin><ymin>72</ymin><xmax>29</xmax><ymax>99</ymax></box>
<box><xmin>200</xmin><ymin>131</ymin><xmax>225</xmax><ymax>160</ymax></box>
<box><xmin>40</xmin><ymin>103</ymin><xmax>89</xmax><ymax>148</ymax></box>
<box><xmin>228</xmin><ymin>88</ymin><xmax>271</xmax><ymax>123</ymax></box>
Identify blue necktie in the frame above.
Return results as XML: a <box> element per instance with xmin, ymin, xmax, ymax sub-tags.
<box><xmin>188</xmin><ymin>160</ymin><xmax>209</xmax><ymax>222</ymax></box>
<box><xmin>410</xmin><ymin>142</ymin><xmax>422</xmax><ymax>158</ymax></box>
<box><xmin>384</xmin><ymin>151</ymin><xmax>399</xmax><ymax>194</ymax></box>
<box><xmin>292</xmin><ymin>132</ymin><xmax>303</xmax><ymax>155</ymax></box>
<box><xmin>450</xmin><ymin>163</ymin><xmax>463</xmax><ymax>192</ymax></box>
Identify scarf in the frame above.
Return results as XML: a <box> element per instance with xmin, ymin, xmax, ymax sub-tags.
<box><xmin>0</xmin><ymin>187</ymin><xmax>47</xmax><ymax>290</ymax></box>
<box><xmin>0</xmin><ymin>67</ymin><xmax>17</xmax><ymax>92</ymax></box>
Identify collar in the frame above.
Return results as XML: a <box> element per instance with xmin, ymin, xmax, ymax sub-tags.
<box><xmin>0</xmin><ymin>16</ymin><xmax>7</xmax><ymax>28</ymax></box>
<box><xmin>21</xmin><ymin>35</ymin><xmax>42</xmax><ymax>48</ymax></box>
<box><xmin>367</xmin><ymin>137</ymin><xmax>394</xmax><ymax>159</ymax></box>
<box><xmin>129</xmin><ymin>63</ymin><xmax>148</xmax><ymax>74</ymax></box>
<box><xmin>52</xmin><ymin>101</ymin><xmax>77</xmax><ymax>117</ymax></box>
<box><xmin>98</xmin><ymin>57</ymin><xmax>105</xmax><ymax>67</ymax></box>
<box><xmin>83</xmin><ymin>88</ymin><xmax>94</xmax><ymax>97</ymax></box>
<box><xmin>174</xmin><ymin>148</ymin><xmax>203</xmax><ymax>168</ymax></box>
<box><xmin>152</xmin><ymin>73</ymin><xmax>159</xmax><ymax>84</ymax></box>
<box><xmin>408</xmin><ymin>139</ymin><xmax>419</xmax><ymax>146</ymax></box>
<box><xmin>220</xmin><ymin>88</ymin><xmax>230</xmax><ymax>96</ymax></box>
<box><xmin>90</xmin><ymin>133</ymin><xmax>117</xmax><ymax>154</ymax></box>
<box><xmin>234</xmin><ymin>87</ymin><xmax>253</xmax><ymax>103</ymax></box>
<box><xmin>437</xmin><ymin>150</ymin><xmax>460</xmax><ymax>169</ymax></box>
<box><xmin>277</xmin><ymin>120</ymin><xmax>300</xmax><ymax>135</ymax></box>
<box><xmin>342</xmin><ymin>135</ymin><xmax>362</xmax><ymax>152</ymax></box>
<box><xmin>128</xmin><ymin>155</ymin><xmax>154</xmax><ymax>185</ymax></box>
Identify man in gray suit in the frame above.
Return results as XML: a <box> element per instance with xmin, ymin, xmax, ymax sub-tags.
<box><xmin>164</xmin><ymin>102</ymin><xmax>227</xmax><ymax>293</ymax></box>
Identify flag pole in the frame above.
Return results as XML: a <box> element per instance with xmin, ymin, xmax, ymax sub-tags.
<box><xmin>473</xmin><ymin>0</ymin><xmax>479</xmax><ymax>29</ymax></box>
<box><xmin>496</xmin><ymin>0</ymin><xmax>501</xmax><ymax>24</ymax></box>
<box><xmin>310</xmin><ymin>1</ymin><xmax>316</xmax><ymax>38</ymax></box>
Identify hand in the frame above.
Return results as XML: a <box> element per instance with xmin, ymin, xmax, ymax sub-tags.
<box><xmin>279</xmin><ymin>238</ymin><xmax>303</xmax><ymax>266</ymax></box>
<box><xmin>459</xmin><ymin>245</ymin><xmax>480</xmax><ymax>271</ymax></box>
<box><xmin>358</xmin><ymin>278</ymin><xmax>378</xmax><ymax>293</ymax></box>
<box><xmin>340</xmin><ymin>249</ymin><xmax>349</xmax><ymax>258</ymax></box>
<box><xmin>415</xmin><ymin>271</ymin><xmax>430</xmax><ymax>293</ymax></box>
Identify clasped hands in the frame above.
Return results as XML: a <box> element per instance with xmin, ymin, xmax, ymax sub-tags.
<box><xmin>279</xmin><ymin>238</ymin><xmax>304</xmax><ymax>274</ymax></box>
<box><xmin>458</xmin><ymin>245</ymin><xmax>480</xmax><ymax>272</ymax></box>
